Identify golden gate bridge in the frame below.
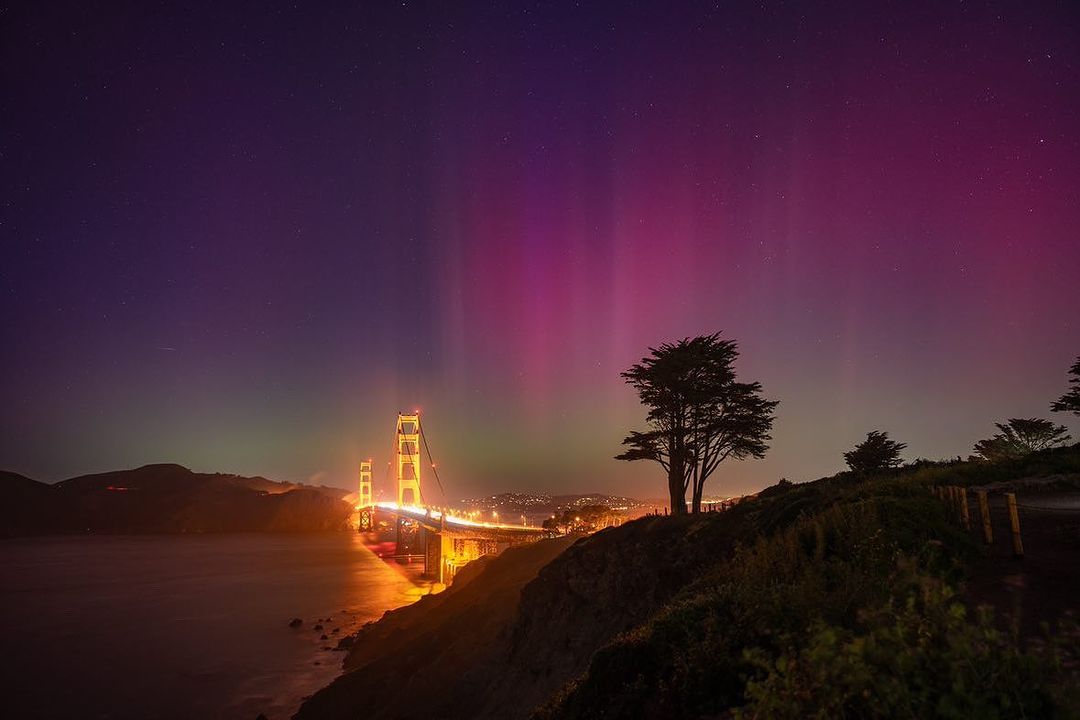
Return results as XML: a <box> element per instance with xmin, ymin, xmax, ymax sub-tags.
<box><xmin>355</xmin><ymin>413</ymin><xmax>548</xmax><ymax>584</ymax></box>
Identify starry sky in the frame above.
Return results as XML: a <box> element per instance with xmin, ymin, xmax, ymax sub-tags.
<box><xmin>2</xmin><ymin>1</ymin><xmax>1078</xmax><ymax>500</ymax></box>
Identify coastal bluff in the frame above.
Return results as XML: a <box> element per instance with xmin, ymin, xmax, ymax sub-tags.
<box><xmin>297</xmin><ymin>445</ymin><xmax>1080</xmax><ymax>720</ymax></box>
<box><xmin>296</xmin><ymin>512</ymin><xmax>738</xmax><ymax>720</ymax></box>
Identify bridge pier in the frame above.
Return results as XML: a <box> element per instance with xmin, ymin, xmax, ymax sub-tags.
<box><xmin>422</xmin><ymin>529</ymin><xmax>533</xmax><ymax>583</ymax></box>
<box><xmin>369</xmin><ymin>502</ymin><xmax>550</xmax><ymax>584</ymax></box>
<box><xmin>395</xmin><ymin>516</ymin><xmax>420</xmax><ymax>558</ymax></box>
<box><xmin>423</xmin><ymin>529</ymin><xmax>455</xmax><ymax>583</ymax></box>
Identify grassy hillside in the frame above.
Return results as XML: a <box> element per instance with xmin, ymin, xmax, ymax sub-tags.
<box><xmin>539</xmin><ymin>445</ymin><xmax>1080</xmax><ymax>719</ymax></box>
<box><xmin>299</xmin><ymin>445</ymin><xmax>1080</xmax><ymax>720</ymax></box>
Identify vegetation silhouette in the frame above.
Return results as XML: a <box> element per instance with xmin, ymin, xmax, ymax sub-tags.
<box><xmin>616</xmin><ymin>333</ymin><xmax>778</xmax><ymax>514</ymax></box>
<box><xmin>971</xmin><ymin>418</ymin><xmax>1072</xmax><ymax>462</ymax></box>
<box><xmin>541</xmin><ymin>505</ymin><xmax>620</xmax><ymax>533</ymax></box>
<box><xmin>844</xmin><ymin>430</ymin><xmax>906</xmax><ymax>473</ymax></box>
<box><xmin>1051</xmin><ymin>356</ymin><xmax>1080</xmax><ymax>416</ymax></box>
<box><xmin>536</xmin><ymin>445</ymin><xmax>1080</xmax><ymax>720</ymax></box>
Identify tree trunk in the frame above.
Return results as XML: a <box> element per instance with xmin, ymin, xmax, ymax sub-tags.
<box><xmin>691</xmin><ymin>482</ymin><xmax>703</xmax><ymax>513</ymax></box>
<box><xmin>668</xmin><ymin>464</ymin><xmax>687</xmax><ymax>515</ymax></box>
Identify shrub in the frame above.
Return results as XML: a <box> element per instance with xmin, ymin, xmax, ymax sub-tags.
<box><xmin>739</xmin><ymin>580</ymin><xmax>1080</xmax><ymax>719</ymax></box>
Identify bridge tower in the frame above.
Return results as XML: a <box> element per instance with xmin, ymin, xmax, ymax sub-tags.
<box><xmin>396</xmin><ymin>413</ymin><xmax>422</xmax><ymax>506</ymax></box>
<box><xmin>358</xmin><ymin>459</ymin><xmax>373</xmax><ymax>508</ymax></box>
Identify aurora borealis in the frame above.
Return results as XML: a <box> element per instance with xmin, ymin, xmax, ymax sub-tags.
<box><xmin>2</xmin><ymin>1</ymin><xmax>1078</xmax><ymax>499</ymax></box>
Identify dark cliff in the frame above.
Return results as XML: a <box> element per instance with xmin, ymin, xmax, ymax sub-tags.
<box><xmin>296</xmin><ymin>513</ymin><xmax>744</xmax><ymax>720</ymax></box>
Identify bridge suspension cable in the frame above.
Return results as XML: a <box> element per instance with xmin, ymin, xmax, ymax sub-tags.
<box><xmin>419</xmin><ymin>420</ymin><xmax>447</xmax><ymax>507</ymax></box>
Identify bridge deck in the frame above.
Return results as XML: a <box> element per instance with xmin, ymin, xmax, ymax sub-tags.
<box><xmin>373</xmin><ymin>502</ymin><xmax>548</xmax><ymax>537</ymax></box>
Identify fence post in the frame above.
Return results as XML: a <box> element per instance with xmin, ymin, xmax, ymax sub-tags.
<box><xmin>977</xmin><ymin>490</ymin><xmax>992</xmax><ymax>544</ymax></box>
<box><xmin>1005</xmin><ymin>493</ymin><xmax>1024</xmax><ymax>558</ymax></box>
<box><xmin>959</xmin><ymin>488</ymin><xmax>971</xmax><ymax>530</ymax></box>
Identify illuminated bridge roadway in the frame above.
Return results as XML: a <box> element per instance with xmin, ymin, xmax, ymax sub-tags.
<box><xmin>356</xmin><ymin>413</ymin><xmax>550</xmax><ymax>584</ymax></box>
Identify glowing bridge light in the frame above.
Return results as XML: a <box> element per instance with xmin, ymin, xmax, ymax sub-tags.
<box><xmin>366</xmin><ymin>413</ymin><xmax>552</xmax><ymax>585</ymax></box>
<box><xmin>373</xmin><ymin>501</ymin><xmax>540</xmax><ymax>531</ymax></box>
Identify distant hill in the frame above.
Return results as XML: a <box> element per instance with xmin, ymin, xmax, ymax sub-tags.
<box><xmin>0</xmin><ymin>471</ymin><xmax>55</xmax><ymax>535</ymax></box>
<box><xmin>0</xmin><ymin>470</ymin><xmax>52</xmax><ymax>497</ymax></box>
<box><xmin>0</xmin><ymin>464</ymin><xmax>354</xmax><ymax>536</ymax></box>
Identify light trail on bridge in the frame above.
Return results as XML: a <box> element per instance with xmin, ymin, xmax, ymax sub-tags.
<box><xmin>373</xmin><ymin>501</ymin><xmax>543</xmax><ymax>533</ymax></box>
<box><xmin>354</xmin><ymin>413</ymin><xmax>550</xmax><ymax>585</ymax></box>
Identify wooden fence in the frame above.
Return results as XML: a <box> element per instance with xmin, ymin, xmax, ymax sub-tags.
<box><xmin>932</xmin><ymin>485</ymin><xmax>1024</xmax><ymax>557</ymax></box>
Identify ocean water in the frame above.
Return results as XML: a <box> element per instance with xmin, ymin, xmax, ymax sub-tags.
<box><xmin>0</xmin><ymin>533</ymin><xmax>419</xmax><ymax>719</ymax></box>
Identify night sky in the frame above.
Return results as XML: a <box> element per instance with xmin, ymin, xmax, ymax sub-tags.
<box><xmin>3</xmin><ymin>1</ymin><xmax>1078</xmax><ymax>500</ymax></box>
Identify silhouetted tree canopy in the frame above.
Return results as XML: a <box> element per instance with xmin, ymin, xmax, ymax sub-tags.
<box><xmin>1051</xmin><ymin>356</ymin><xmax>1080</xmax><ymax>416</ymax></box>
<box><xmin>971</xmin><ymin>418</ymin><xmax>1071</xmax><ymax>461</ymax></box>
<box><xmin>544</xmin><ymin>505</ymin><xmax>620</xmax><ymax>532</ymax></box>
<box><xmin>617</xmin><ymin>333</ymin><xmax>778</xmax><ymax>514</ymax></box>
<box><xmin>844</xmin><ymin>431</ymin><xmax>906</xmax><ymax>473</ymax></box>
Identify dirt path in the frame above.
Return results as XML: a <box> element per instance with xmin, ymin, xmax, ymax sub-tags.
<box><xmin>963</xmin><ymin>491</ymin><xmax>1080</xmax><ymax>636</ymax></box>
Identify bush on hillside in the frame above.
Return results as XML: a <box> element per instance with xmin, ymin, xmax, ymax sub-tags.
<box><xmin>740</xmin><ymin>582</ymin><xmax>1080</xmax><ymax>720</ymax></box>
<box><xmin>537</xmin><ymin>446</ymin><xmax>1080</xmax><ymax>719</ymax></box>
<box><xmin>538</xmin><ymin>494</ymin><xmax>979</xmax><ymax>719</ymax></box>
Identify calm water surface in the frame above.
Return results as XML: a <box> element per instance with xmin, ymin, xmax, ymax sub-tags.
<box><xmin>0</xmin><ymin>533</ymin><xmax>419</xmax><ymax>720</ymax></box>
